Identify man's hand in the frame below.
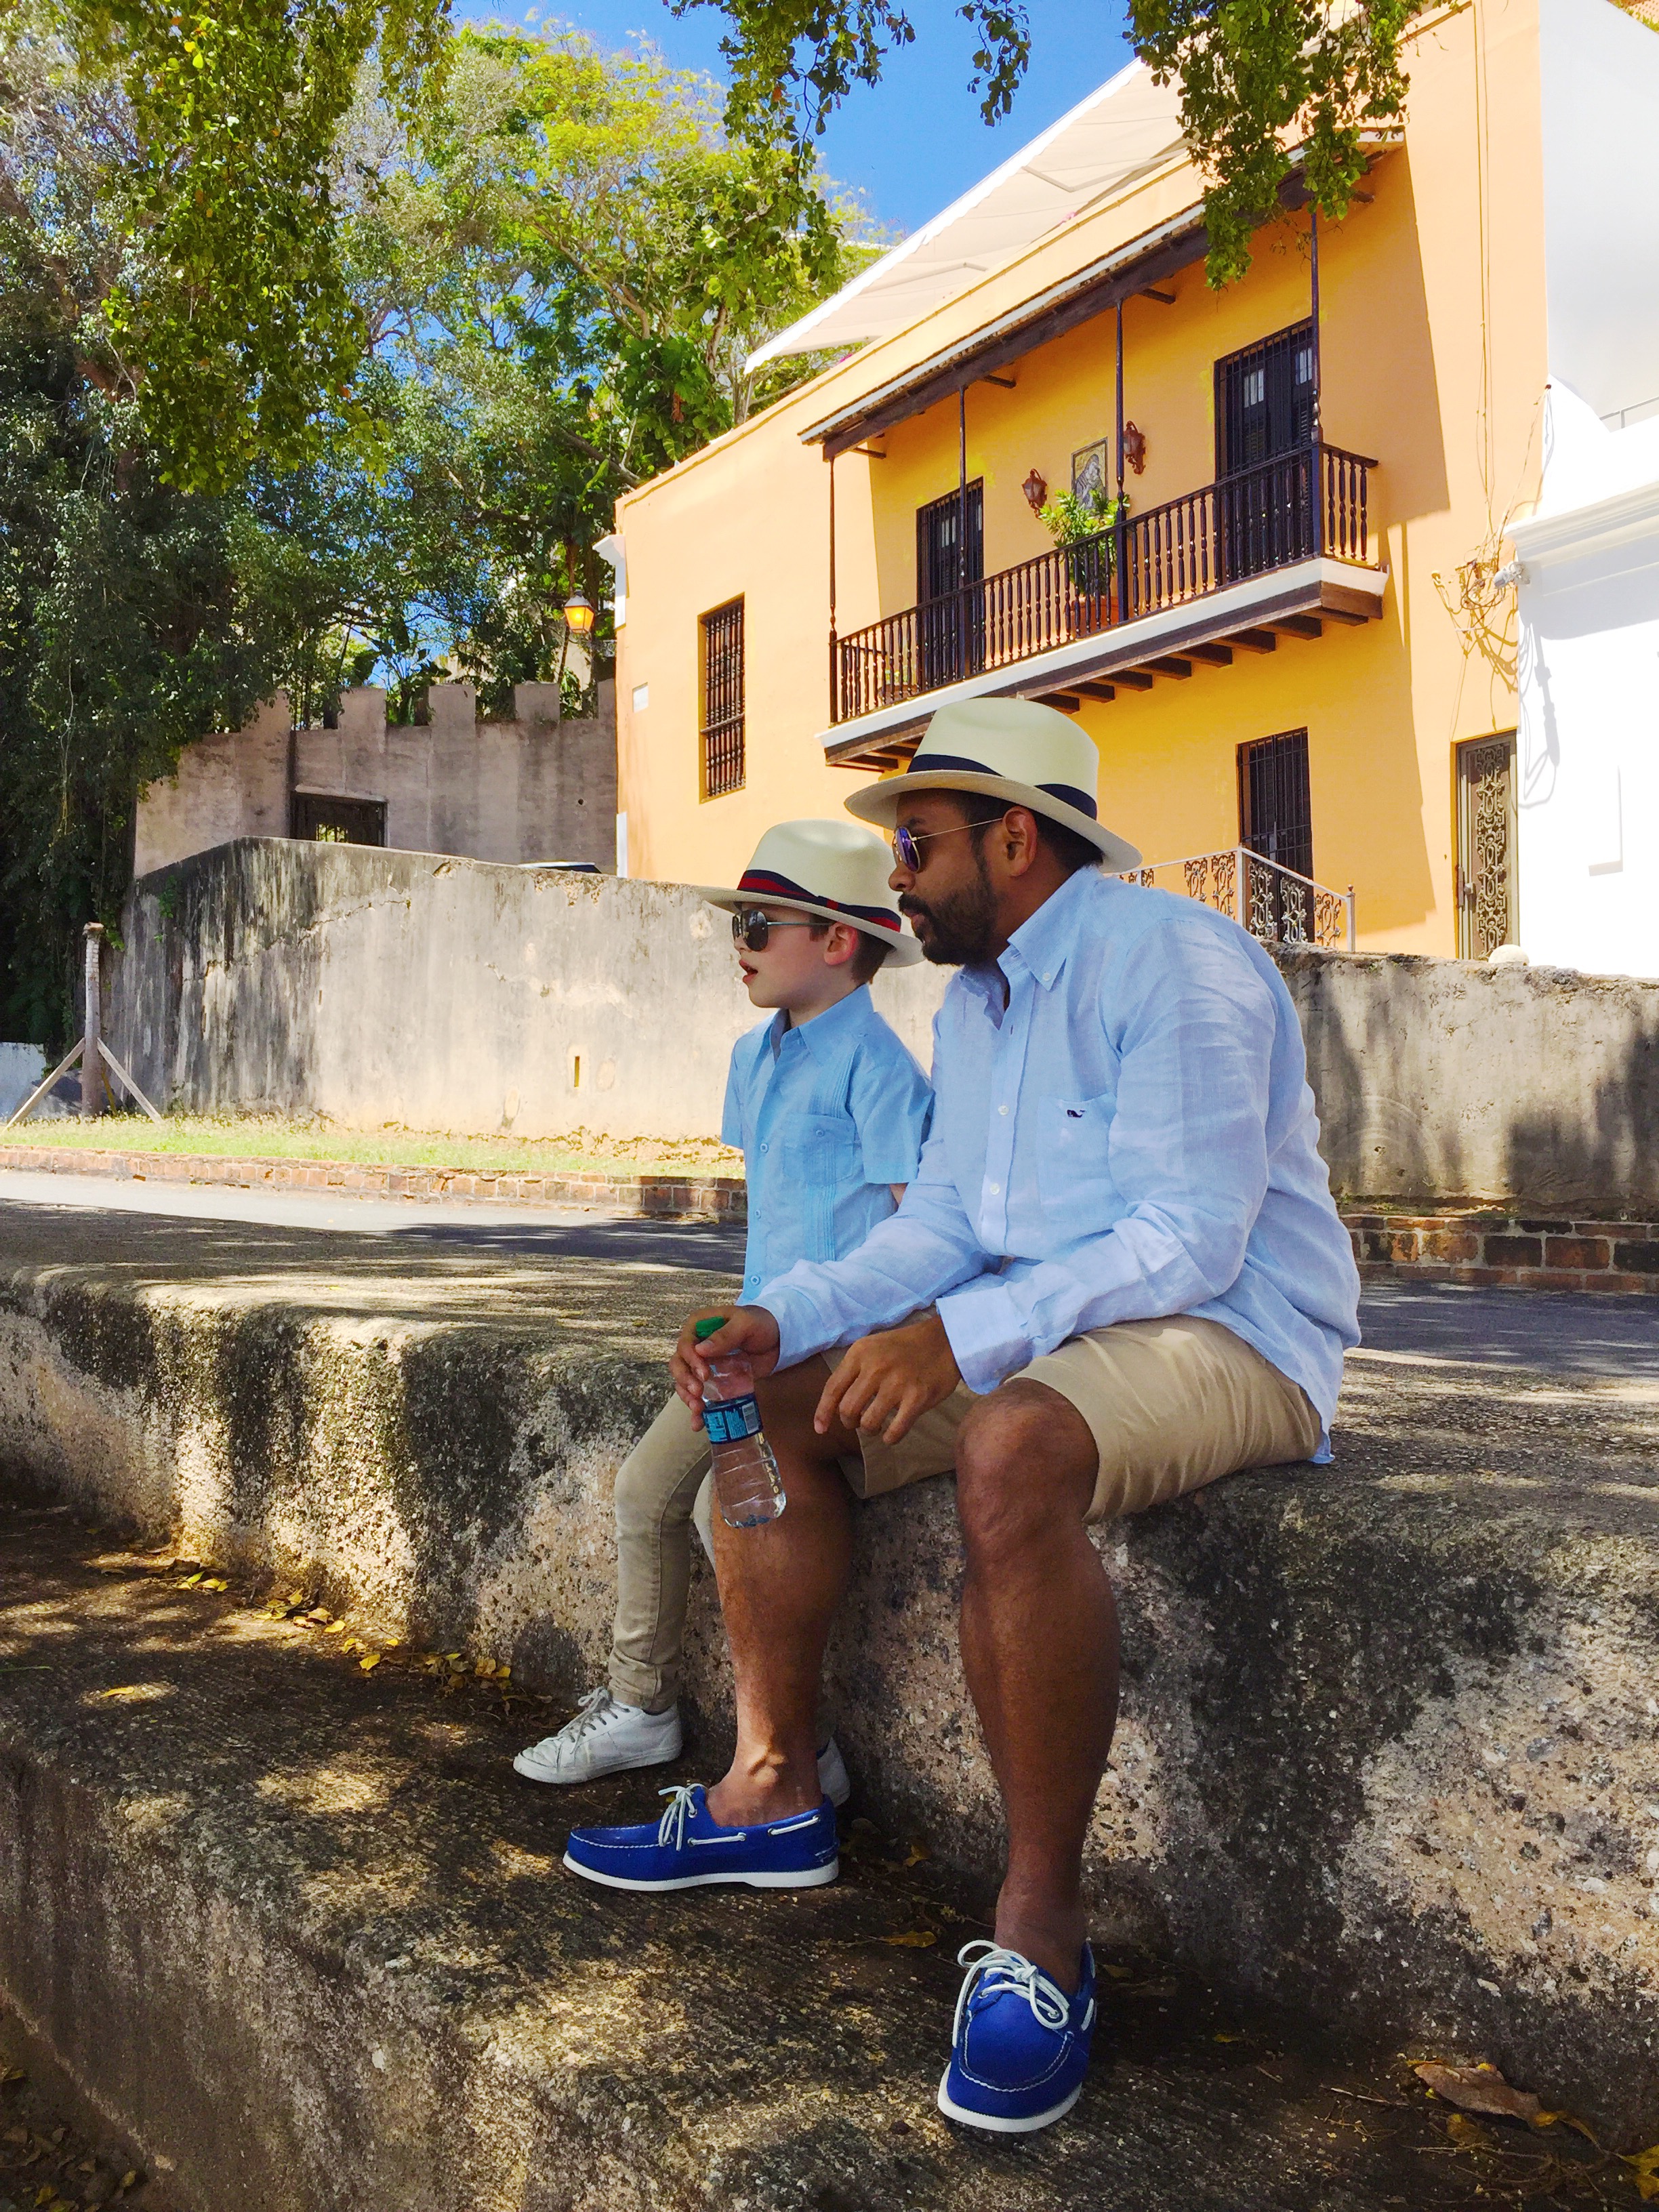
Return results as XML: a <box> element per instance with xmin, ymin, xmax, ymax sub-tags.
<box><xmin>670</xmin><ymin>1305</ymin><xmax>782</xmax><ymax>1418</ymax></box>
<box><xmin>816</xmin><ymin>1312</ymin><xmax>961</xmax><ymax>1447</ymax></box>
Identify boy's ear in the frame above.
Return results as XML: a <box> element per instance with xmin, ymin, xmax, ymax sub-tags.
<box><xmin>819</xmin><ymin>921</ymin><xmax>861</xmax><ymax>969</ymax></box>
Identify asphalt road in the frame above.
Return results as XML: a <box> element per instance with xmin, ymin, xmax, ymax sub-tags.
<box><xmin>3</xmin><ymin>1167</ymin><xmax>1654</xmax><ymax>1379</ymax></box>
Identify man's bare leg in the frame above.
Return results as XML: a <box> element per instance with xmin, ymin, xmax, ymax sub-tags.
<box><xmin>705</xmin><ymin>1357</ymin><xmax>860</xmax><ymax>1828</ymax></box>
<box><xmin>954</xmin><ymin>1380</ymin><xmax>1116</xmax><ymax>1992</ymax></box>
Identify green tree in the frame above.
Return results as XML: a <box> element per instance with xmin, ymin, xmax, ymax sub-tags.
<box><xmin>26</xmin><ymin>0</ymin><xmax>451</xmax><ymax>491</ymax></box>
<box><xmin>679</xmin><ymin>0</ymin><xmax>1420</xmax><ymax>285</ymax></box>
<box><xmin>314</xmin><ymin>25</ymin><xmax>884</xmax><ymax>710</ymax></box>
<box><xmin>0</xmin><ymin>238</ymin><xmax>276</xmax><ymax>1042</ymax></box>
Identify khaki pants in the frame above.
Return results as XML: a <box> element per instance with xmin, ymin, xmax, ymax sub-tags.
<box><xmin>609</xmin><ymin>1314</ymin><xmax>1319</xmax><ymax>1706</ymax></box>
<box><xmin>609</xmin><ymin>1395</ymin><xmax>715</xmax><ymax>1712</ymax></box>
<box><xmin>840</xmin><ymin>1311</ymin><xmax>1321</xmax><ymax>1521</ymax></box>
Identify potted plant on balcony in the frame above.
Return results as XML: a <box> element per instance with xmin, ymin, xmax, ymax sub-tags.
<box><xmin>1038</xmin><ymin>484</ymin><xmax>1126</xmax><ymax>625</ymax></box>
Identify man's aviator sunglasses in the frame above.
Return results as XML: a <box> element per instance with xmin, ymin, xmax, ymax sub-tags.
<box><xmin>730</xmin><ymin>907</ymin><xmax>819</xmax><ymax>952</ymax></box>
<box><xmin>891</xmin><ymin>819</ymin><xmax>981</xmax><ymax>872</ymax></box>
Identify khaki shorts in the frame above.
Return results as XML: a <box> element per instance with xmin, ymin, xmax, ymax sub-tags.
<box><xmin>828</xmin><ymin>1312</ymin><xmax>1321</xmax><ymax>1525</ymax></box>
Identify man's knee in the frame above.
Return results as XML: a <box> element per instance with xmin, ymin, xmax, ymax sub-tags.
<box><xmin>954</xmin><ymin>1382</ymin><xmax>1097</xmax><ymax>1557</ymax></box>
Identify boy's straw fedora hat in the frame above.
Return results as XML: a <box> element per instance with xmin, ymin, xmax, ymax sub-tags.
<box><xmin>844</xmin><ymin>697</ymin><xmax>1141</xmax><ymax>874</ymax></box>
<box><xmin>693</xmin><ymin>819</ymin><xmax>923</xmax><ymax>966</ymax></box>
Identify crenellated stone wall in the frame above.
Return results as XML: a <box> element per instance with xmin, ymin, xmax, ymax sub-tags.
<box><xmin>133</xmin><ymin>680</ymin><xmax>617</xmax><ymax>876</ymax></box>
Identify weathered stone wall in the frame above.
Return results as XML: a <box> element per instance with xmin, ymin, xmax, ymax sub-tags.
<box><xmin>106</xmin><ymin>840</ymin><xmax>947</xmax><ymax>1141</ymax></box>
<box><xmin>108</xmin><ymin>841</ymin><xmax>1659</xmax><ymax>1210</ymax></box>
<box><xmin>134</xmin><ymin>680</ymin><xmax>617</xmax><ymax>876</ymax></box>
<box><xmin>1278</xmin><ymin>946</ymin><xmax>1659</xmax><ymax>1213</ymax></box>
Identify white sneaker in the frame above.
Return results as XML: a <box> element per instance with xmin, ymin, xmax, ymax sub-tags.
<box><xmin>818</xmin><ymin>1735</ymin><xmax>852</xmax><ymax>1809</ymax></box>
<box><xmin>514</xmin><ymin>1688</ymin><xmax>682</xmax><ymax>1785</ymax></box>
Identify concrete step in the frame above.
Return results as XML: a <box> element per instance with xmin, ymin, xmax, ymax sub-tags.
<box><xmin>0</xmin><ymin>1498</ymin><xmax>1568</xmax><ymax>2212</ymax></box>
<box><xmin>1</xmin><ymin>1197</ymin><xmax>1657</xmax><ymax>2146</ymax></box>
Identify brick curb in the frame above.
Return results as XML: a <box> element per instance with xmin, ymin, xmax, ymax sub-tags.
<box><xmin>1344</xmin><ymin>1206</ymin><xmax>1659</xmax><ymax>1295</ymax></box>
<box><xmin>0</xmin><ymin>1142</ymin><xmax>747</xmax><ymax>1220</ymax></box>
<box><xmin>2</xmin><ymin>1145</ymin><xmax>1654</xmax><ymax>1293</ymax></box>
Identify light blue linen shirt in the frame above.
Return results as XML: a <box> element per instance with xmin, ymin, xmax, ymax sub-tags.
<box><xmin>755</xmin><ymin>867</ymin><xmax>1360</xmax><ymax>1436</ymax></box>
<box><xmin>722</xmin><ymin>984</ymin><xmax>935</xmax><ymax>1305</ymax></box>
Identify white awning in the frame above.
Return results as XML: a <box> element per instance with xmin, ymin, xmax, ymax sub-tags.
<box><xmin>747</xmin><ymin>60</ymin><xmax>1186</xmax><ymax>372</ymax></box>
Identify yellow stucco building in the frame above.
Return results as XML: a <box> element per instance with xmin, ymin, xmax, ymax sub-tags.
<box><xmin>609</xmin><ymin>0</ymin><xmax>1659</xmax><ymax>956</ymax></box>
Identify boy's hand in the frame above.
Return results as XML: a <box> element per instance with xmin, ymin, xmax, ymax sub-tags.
<box><xmin>815</xmin><ymin>1313</ymin><xmax>960</xmax><ymax>1446</ymax></box>
<box><xmin>670</xmin><ymin>1305</ymin><xmax>782</xmax><ymax>1417</ymax></box>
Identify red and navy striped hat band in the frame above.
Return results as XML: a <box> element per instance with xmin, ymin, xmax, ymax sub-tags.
<box><xmin>735</xmin><ymin>869</ymin><xmax>902</xmax><ymax>935</ymax></box>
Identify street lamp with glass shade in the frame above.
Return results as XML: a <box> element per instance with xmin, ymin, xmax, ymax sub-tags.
<box><xmin>562</xmin><ymin>592</ymin><xmax>596</xmax><ymax>636</ymax></box>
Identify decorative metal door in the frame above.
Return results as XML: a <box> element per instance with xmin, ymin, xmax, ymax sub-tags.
<box><xmin>1456</xmin><ymin>735</ymin><xmax>1517</xmax><ymax>958</ymax></box>
<box><xmin>916</xmin><ymin>481</ymin><xmax>984</xmax><ymax>690</ymax></box>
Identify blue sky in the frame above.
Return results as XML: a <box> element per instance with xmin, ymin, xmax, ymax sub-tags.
<box><xmin>455</xmin><ymin>1</ymin><xmax>1137</xmax><ymax>235</ymax></box>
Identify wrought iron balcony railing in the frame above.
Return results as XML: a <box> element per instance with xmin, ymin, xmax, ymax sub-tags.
<box><xmin>832</xmin><ymin>440</ymin><xmax>1375</xmax><ymax>724</ymax></box>
<box><xmin>1120</xmin><ymin>846</ymin><xmax>1356</xmax><ymax>951</ymax></box>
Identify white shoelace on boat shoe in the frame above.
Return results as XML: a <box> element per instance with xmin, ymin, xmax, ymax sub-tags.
<box><xmin>657</xmin><ymin>1784</ymin><xmax>700</xmax><ymax>1849</ymax></box>
<box><xmin>951</xmin><ymin>1942</ymin><xmax>1092</xmax><ymax>2043</ymax></box>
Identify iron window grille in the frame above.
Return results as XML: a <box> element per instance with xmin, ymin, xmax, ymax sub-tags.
<box><xmin>1238</xmin><ymin>729</ymin><xmax>1314</xmax><ymax>939</ymax></box>
<box><xmin>701</xmin><ymin>597</ymin><xmax>745</xmax><ymax>798</ymax></box>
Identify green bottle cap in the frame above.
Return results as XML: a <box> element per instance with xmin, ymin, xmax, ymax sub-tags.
<box><xmin>693</xmin><ymin>1316</ymin><xmax>727</xmax><ymax>1342</ymax></box>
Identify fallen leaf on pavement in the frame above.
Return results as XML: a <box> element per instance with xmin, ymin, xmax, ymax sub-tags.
<box><xmin>880</xmin><ymin>1930</ymin><xmax>937</xmax><ymax>1947</ymax></box>
<box><xmin>1413</xmin><ymin>2060</ymin><xmax>1560</xmax><ymax>2125</ymax></box>
<box><xmin>359</xmin><ymin>1653</ymin><xmax>382</xmax><ymax>1671</ymax></box>
<box><xmin>1622</xmin><ymin>2145</ymin><xmax>1659</xmax><ymax>2200</ymax></box>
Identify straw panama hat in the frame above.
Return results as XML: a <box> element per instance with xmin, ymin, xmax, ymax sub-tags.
<box><xmin>844</xmin><ymin>697</ymin><xmax>1142</xmax><ymax>875</ymax></box>
<box><xmin>692</xmin><ymin>819</ymin><xmax>924</xmax><ymax>966</ymax></box>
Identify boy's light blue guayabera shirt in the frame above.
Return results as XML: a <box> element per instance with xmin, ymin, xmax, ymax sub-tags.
<box><xmin>722</xmin><ymin>982</ymin><xmax>935</xmax><ymax>1306</ymax></box>
<box><xmin>755</xmin><ymin>867</ymin><xmax>1361</xmax><ymax>1446</ymax></box>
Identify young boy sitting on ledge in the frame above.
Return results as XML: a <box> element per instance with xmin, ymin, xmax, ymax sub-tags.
<box><xmin>513</xmin><ymin>817</ymin><xmax>932</xmax><ymax>1799</ymax></box>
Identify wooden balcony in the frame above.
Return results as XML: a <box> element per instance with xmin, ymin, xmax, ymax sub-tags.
<box><xmin>825</xmin><ymin>441</ymin><xmax>1383</xmax><ymax>769</ymax></box>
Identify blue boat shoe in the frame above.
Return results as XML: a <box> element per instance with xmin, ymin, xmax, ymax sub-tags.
<box><xmin>563</xmin><ymin>1783</ymin><xmax>839</xmax><ymax>1892</ymax></box>
<box><xmin>938</xmin><ymin>1940</ymin><xmax>1097</xmax><ymax>2134</ymax></box>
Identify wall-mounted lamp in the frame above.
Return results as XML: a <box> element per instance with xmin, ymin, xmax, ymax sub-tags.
<box><xmin>562</xmin><ymin>592</ymin><xmax>596</xmax><ymax>636</ymax></box>
<box><xmin>1021</xmin><ymin>468</ymin><xmax>1048</xmax><ymax>514</ymax></box>
<box><xmin>1122</xmin><ymin>424</ymin><xmax>1147</xmax><ymax>476</ymax></box>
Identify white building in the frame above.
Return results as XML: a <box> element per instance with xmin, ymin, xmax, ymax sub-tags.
<box><xmin>1511</xmin><ymin>381</ymin><xmax>1659</xmax><ymax>977</ymax></box>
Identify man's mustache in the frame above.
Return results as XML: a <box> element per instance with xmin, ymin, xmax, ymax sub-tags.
<box><xmin>897</xmin><ymin>895</ymin><xmax>930</xmax><ymax>920</ymax></box>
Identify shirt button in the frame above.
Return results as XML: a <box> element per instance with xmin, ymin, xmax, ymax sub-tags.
<box><xmin>987</xmin><ymin>1181</ymin><xmax>1000</xmax><ymax>1195</ymax></box>
<box><xmin>760</xmin><ymin>1142</ymin><xmax>769</xmax><ymax>1152</ymax></box>
<box><xmin>998</xmin><ymin>1104</ymin><xmax>1008</xmax><ymax>1115</ymax></box>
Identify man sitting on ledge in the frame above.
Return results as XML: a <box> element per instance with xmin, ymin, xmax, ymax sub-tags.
<box><xmin>565</xmin><ymin>697</ymin><xmax>1361</xmax><ymax>2136</ymax></box>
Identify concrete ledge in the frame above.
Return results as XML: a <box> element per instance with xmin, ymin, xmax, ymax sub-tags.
<box><xmin>0</xmin><ymin>1208</ymin><xmax>1656</xmax><ymax>2142</ymax></box>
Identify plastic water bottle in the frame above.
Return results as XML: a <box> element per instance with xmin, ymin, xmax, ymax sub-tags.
<box><xmin>695</xmin><ymin>1317</ymin><xmax>787</xmax><ymax>1529</ymax></box>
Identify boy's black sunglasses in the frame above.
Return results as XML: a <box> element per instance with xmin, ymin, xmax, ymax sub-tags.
<box><xmin>731</xmin><ymin>907</ymin><xmax>817</xmax><ymax>952</ymax></box>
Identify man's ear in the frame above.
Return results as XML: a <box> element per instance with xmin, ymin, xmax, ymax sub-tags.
<box><xmin>1001</xmin><ymin>806</ymin><xmax>1043</xmax><ymax>878</ymax></box>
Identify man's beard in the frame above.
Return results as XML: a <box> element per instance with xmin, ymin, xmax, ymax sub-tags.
<box><xmin>899</xmin><ymin>845</ymin><xmax>1000</xmax><ymax>966</ymax></box>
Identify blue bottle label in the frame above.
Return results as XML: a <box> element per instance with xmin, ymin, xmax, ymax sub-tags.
<box><xmin>704</xmin><ymin>1393</ymin><xmax>762</xmax><ymax>1445</ymax></box>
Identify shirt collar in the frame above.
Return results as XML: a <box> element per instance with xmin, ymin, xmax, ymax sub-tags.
<box><xmin>1000</xmin><ymin>866</ymin><xmax>1093</xmax><ymax>993</ymax></box>
<box><xmin>769</xmin><ymin>983</ymin><xmax>873</xmax><ymax>1061</ymax></box>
